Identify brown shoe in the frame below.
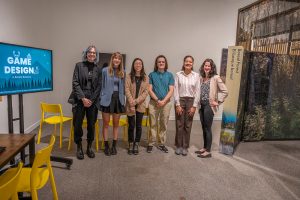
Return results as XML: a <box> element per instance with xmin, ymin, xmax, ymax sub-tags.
<box><xmin>195</xmin><ymin>148</ymin><xmax>206</xmax><ymax>154</ymax></box>
<box><xmin>197</xmin><ymin>152</ymin><xmax>212</xmax><ymax>158</ymax></box>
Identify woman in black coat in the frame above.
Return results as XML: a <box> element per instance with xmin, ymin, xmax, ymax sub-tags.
<box><xmin>69</xmin><ymin>45</ymin><xmax>101</xmax><ymax>160</ymax></box>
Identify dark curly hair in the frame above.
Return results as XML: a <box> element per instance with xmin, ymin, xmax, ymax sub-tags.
<box><xmin>199</xmin><ymin>58</ymin><xmax>217</xmax><ymax>78</ymax></box>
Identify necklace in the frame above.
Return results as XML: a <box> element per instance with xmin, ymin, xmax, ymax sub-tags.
<box><xmin>135</xmin><ymin>76</ymin><xmax>140</xmax><ymax>83</ymax></box>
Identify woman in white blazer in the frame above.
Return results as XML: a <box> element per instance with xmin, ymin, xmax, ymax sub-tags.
<box><xmin>196</xmin><ymin>58</ymin><xmax>228</xmax><ymax>158</ymax></box>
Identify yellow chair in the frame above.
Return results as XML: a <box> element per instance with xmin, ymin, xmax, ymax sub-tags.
<box><xmin>5</xmin><ymin>135</ymin><xmax>58</xmax><ymax>200</ymax></box>
<box><xmin>141</xmin><ymin>108</ymin><xmax>151</xmax><ymax>141</ymax></box>
<box><xmin>0</xmin><ymin>162</ymin><xmax>23</xmax><ymax>200</ymax></box>
<box><xmin>37</xmin><ymin>102</ymin><xmax>73</xmax><ymax>148</ymax></box>
<box><xmin>109</xmin><ymin>114</ymin><xmax>128</xmax><ymax>141</ymax></box>
<box><xmin>108</xmin><ymin>113</ymin><xmax>128</xmax><ymax>143</ymax></box>
<box><xmin>100</xmin><ymin>114</ymin><xmax>127</xmax><ymax>149</ymax></box>
<box><xmin>68</xmin><ymin>118</ymin><xmax>100</xmax><ymax>151</ymax></box>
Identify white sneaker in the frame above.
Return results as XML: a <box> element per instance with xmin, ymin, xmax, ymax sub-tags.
<box><xmin>182</xmin><ymin>148</ymin><xmax>188</xmax><ymax>156</ymax></box>
<box><xmin>175</xmin><ymin>147</ymin><xmax>182</xmax><ymax>155</ymax></box>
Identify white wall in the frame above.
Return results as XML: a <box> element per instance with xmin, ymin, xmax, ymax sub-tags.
<box><xmin>0</xmin><ymin>0</ymin><xmax>54</xmax><ymax>133</ymax></box>
<box><xmin>0</xmin><ymin>0</ymin><xmax>255</xmax><ymax>133</ymax></box>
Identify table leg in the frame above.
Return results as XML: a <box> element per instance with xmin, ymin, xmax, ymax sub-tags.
<box><xmin>29</xmin><ymin>137</ymin><xmax>35</xmax><ymax>166</ymax></box>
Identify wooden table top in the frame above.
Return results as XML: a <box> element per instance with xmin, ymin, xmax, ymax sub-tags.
<box><xmin>0</xmin><ymin>133</ymin><xmax>35</xmax><ymax>169</ymax></box>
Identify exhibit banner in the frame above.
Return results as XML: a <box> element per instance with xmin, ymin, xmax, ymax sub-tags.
<box><xmin>219</xmin><ymin>46</ymin><xmax>245</xmax><ymax>155</ymax></box>
<box><xmin>220</xmin><ymin>48</ymin><xmax>228</xmax><ymax>83</ymax></box>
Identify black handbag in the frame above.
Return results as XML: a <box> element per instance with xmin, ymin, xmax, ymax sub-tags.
<box><xmin>67</xmin><ymin>91</ymin><xmax>77</xmax><ymax>104</ymax></box>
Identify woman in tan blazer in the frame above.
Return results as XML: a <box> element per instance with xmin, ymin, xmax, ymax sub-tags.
<box><xmin>125</xmin><ymin>58</ymin><xmax>149</xmax><ymax>155</ymax></box>
<box><xmin>196</xmin><ymin>58</ymin><xmax>228</xmax><ymax>158</ymax></box>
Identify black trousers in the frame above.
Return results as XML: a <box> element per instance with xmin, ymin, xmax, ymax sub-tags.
<box><xmin>127</xmin><ymin>111</ymin><xmax>144</xmax><ymax>143</ymax></box>
<box><xmin>199</xmin><ymin>103</ymin><xmax>214</xmax><ymax>152</ymax></box>
<box><xmin>73</xmin><ymin>102</ymin><xmax>98</xmax><ymax>144</ymax></box>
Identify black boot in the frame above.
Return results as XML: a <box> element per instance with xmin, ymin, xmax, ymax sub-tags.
<box><xmin>104</xmin><ymin>141</ymin><xmax>111</xmax><ymax>156</ymax></box>
<box><xmin>128</xmin><ymin>142</ymin><xmax>133</xmax><ymax>155</ymax></box>
<box><xmin>133</xmin><ymin>142</ymin><xmax>139</xmax><ymax>155</ymax></box>
<box><xmin>111</xmin><ymin>140</ymin><xmax>117</xmax><ymax>155</ymax></box>
<box><xmin>76</xmin><ymin>142</ymin><xmax>84</xmax><ymax>160</ymax></box>
<box><xmin>86</xmin><ymin>141</ymin><xmax>95</xmax><ymax>158</ymax></box>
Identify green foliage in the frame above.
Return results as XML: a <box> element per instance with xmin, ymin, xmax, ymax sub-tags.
<box><xmin>243</xmin><ymin>106</ymin><xmax>266</xmax><ymax>141</ymax></box>
<box><xmin>290</xmin><ymin>111</ymin><xmax>300</xmax><ymax>131</ymax></box>
<box><xmin>267</xmin><ymin>98</ymin><xmax>281</xmax><ymax>137</ymax></box>
<box><xmin>220</xmin><ymin>131</ymin><xmax>235</xmax><ymax>145</ymax></box>
<box><xmin>224</xmin><ymin>122</ymin><xmax>235</xmax><ymax>129</ymax></box>
<box><xmin>267</xmin><ymin>97</ymin><xmax>300</xmax><ymax>138</ymax></box>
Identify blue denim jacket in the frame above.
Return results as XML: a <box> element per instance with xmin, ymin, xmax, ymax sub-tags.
<box><xmin>100</xmin><ymin>67</ymin><xmax>125</xmax><ymax>106</ymax></box>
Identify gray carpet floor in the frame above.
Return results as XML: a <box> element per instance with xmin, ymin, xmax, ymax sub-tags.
<box><xmin>31</xmin><ymin>120</ymin><xmax>300</xmax><ymax>200</ymax></box>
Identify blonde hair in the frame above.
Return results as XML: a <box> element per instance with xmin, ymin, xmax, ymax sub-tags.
<box><xmin>108</xmin><ymin>52</ymin><xmax>125</xmax><ymax>78</ymax></box>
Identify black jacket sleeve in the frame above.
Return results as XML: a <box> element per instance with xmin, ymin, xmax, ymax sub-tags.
<box><xmin>72</xmin><ymin>62</ymin><xmax>85</xmax><ymax>100</ymax></box>
<box><xmin>90</xmin><ymin>66</ymin><xmax>102</xmax><ymax>103</ymax></box>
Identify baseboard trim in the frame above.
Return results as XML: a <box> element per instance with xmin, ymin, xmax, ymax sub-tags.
<box><xmin>25</xmin><ymin>114</ymin><xmax>54</xmax><ymax>133</ymax></box>
<box><xmin>24</xmin><ymin>116</ymin><xmax>222</xmax><ymax>132</ymax></box>
<box><xmin>25</xmin><ymin>120</ymin><xmax>40</xmax><ymax>133</ymax></box>
<box><xmin>169</xmin><ymin>116</ymin><xmax>222</xmax><ymax>121</ymax></box>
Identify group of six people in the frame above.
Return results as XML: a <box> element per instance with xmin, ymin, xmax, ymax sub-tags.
<box><xmin>69</xmin><ymin>45</ymin><xmax>228</xmax><ymax>160</ymax></box>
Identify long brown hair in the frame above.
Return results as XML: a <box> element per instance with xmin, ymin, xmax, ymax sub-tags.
<box><xmin>108</xmin><ymin>52</ymin><xmax>125</xmax><ymax>78</ymax></box>
<box><xmin>199</xmin><ymin>58</ymin><xmax>217</xmax><ymax>78</ymax></box>
<box><xmin>154</xmin><ymin>55</ymin><xmax>168</xmax><ymax>72</ymax></box>
<box><xmin>130</xmin><ymin>58</ymin><xmax>146</xmax><ymax>83</ymax></box>
<box><xmin>181</xmin><ymin>55</ymin><xmax>194</xmax><ymax>71</ymax></box>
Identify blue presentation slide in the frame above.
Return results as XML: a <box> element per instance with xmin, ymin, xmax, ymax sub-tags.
<box><xmin>0</xmin><ymin>43</ymin><xmax>53</xmax><ymax>95</ymax></box>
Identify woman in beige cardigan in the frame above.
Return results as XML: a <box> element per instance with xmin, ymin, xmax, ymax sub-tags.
<box><xmin>125</xmin><ymin>58</ymin><xmax>149</xmax><ymax>155</ymax></box>
<box><xmin>196</xmin><ymin>58</ymin><xmax>228</xmax><ymax>158</ymax></box>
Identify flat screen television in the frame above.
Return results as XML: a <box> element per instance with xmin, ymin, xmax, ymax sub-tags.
<box><xmin>0</xmin><ymin>42</ymin><xmax>53</xmax><ymax>95</ymax></box>
<box><xmin>98</xmin><ymin>53</ymin><xmax>126</xmax><ymax>69</ymax></box>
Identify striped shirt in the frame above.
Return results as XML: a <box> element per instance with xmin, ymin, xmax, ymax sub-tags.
<box><xmin>174</xmin><ymin>71</ymin><xmax>200</xmax><ymax>107</ymax></box>
<box><xmin>149</xmin><ymin>71</ymin><xmax>174</xmax><ymax>100</ymax></box>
